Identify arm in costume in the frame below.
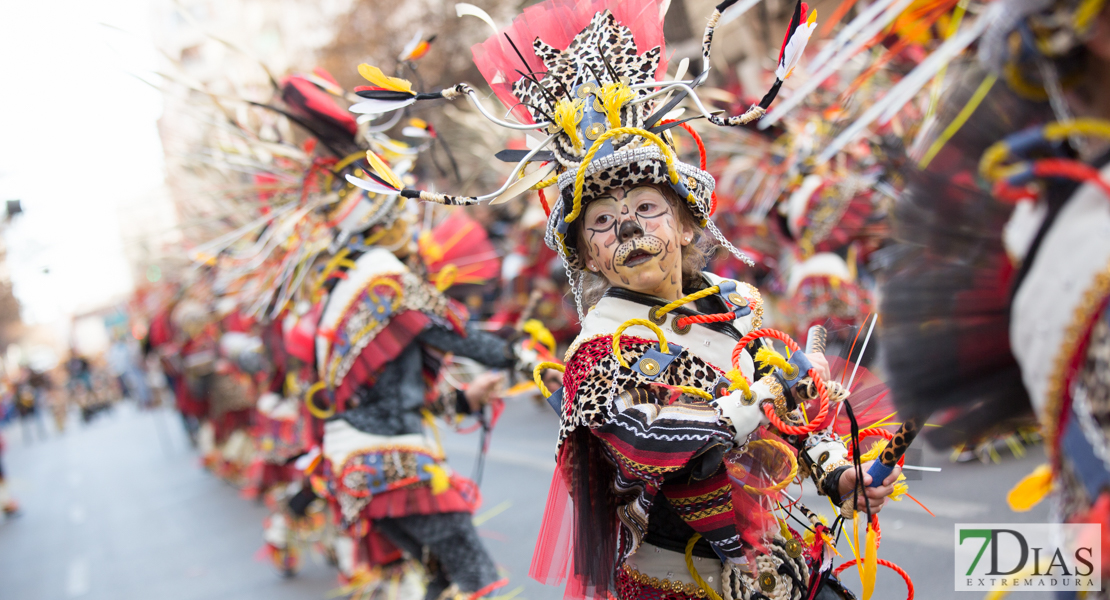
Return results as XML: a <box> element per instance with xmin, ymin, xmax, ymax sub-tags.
<box><xmin>416</xmin><ymin>322</ymin><xmax>516</xmax><ymax>370</ymax></box>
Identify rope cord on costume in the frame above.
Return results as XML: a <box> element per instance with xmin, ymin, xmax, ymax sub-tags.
<box><xmin>742</xmin><ymin>438</ymin><xmax>799</xmax><ymax>494</ymax></box>
<box><xmin>566</xmin><ymin>127</ymin><xmax>680</xmax><ymax>224</ymax></box>
<box><xmin>675</xmin><ymin>312</ymin><xmax>736</xmax><ymax>327</ymax></box>
<box><xmin>533</xmin><ymin>362</ymin><xmax>565</xmax><ymax>399</ymax></box>
<box><xmin>833</xmin><ymin>557</ymin><xmax>913</xmax><ymax>600</ymax></box>
<box><xmin>663</xmin><ymin>119</ymin><xmax>719</xmax><ymax>215</ymax></box>
<box><xmin>684</xmin><ymin>534</ymin><xmax>724</xmax><ymax>600</ymax></box>
<box><xmin>980</xmin><ymin>118</ymin><xmax>1110</xmax><ymax>182</ymax></box>
<box><xmin>731</xmin><ymin>328</ymin><xmax>829</xmax><ymax>436</ymax></box>
<box><xmin>672</xmin><ymin>385</ymin><xmax>714</xmax><ymax>401</ymax></box>
<box><xmin>652</xmin><ymin>286</ymin><xmax>721</xmax><ymax>319</ymax></box>
<box><xmin>846</xmin><ymin>428</ymin><xmax>905</xmax><ymax>466</ymax></box>
<box><xmin>612</xmin><ymin>319</ymin><xmax>670</xmax><ymax>368</ymax></box>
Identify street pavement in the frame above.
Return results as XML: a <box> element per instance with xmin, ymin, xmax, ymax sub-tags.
<box><xmin>0</xmin><ymin>399</ymin><xmax>1057</xmax><ymax>599</ymax></box>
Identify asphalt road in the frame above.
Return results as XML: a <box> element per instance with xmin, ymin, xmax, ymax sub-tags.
<box><xmin>0</xmin><ymin>400</ymin><xmax>1057</xmax><ymax>600</ymax></box>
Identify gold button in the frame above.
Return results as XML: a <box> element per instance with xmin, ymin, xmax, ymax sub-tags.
<box><xmin>576</xmin><ymin>83</ymin><xmax>595</xmax><ymax>98</ymax></box>
<box><xmin>686</xmin><ymin>175</ymin><xmax>698</xmax><ymax>188</ymax></box>
<box><xmin>639</xmin><ymin>358</ymin><xmax>660</xmax><ymax>376</ymax></box>
<box><xmin>593</xmin><ymin>96</ymin><xmax>605</xmax><ymax>113</ymax></box>
<box><xmin>727</xmin><ymin>292</ymin><xmax>748</xmax><ymax>307</ymax></box>
<box><xmin>584</xmin><ymin>122</ymin><xmax>605</xmax><ymax>140</ymax></box>
<box><xmin>759</xmin><ymin>572</ymin><xmax>777</xmax><ymax>592</ymax></box>
<box><xmin>785</xmin><ymin>538</ymin><xmax>803</xmax><ymax>558</ymax></box>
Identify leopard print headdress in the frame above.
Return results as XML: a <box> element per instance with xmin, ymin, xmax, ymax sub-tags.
<box><xmin>345</xmin><ymin>0</ymin><xmax>818</xmax><ymax>310</ymax></box>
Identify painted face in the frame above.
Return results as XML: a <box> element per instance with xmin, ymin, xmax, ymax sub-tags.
<box><xmin>581</xmin><ymin>186</ymin><xmax>690</xmax><ymax>300</ymax></box>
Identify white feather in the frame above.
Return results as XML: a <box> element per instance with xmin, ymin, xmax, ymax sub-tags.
<box><xmin>401</xmin><ymin>126</ymin><xmax>432</xmax><ymax>138</ymax></box>
<box><xmin>345</xmin><ymin>174</ymin><xmax>399</xmax><ymax>195</ymax></box>
<box><xmin>399</xmin><ymin>30</ymin><xmax>423</xmax><ymax>60</ymax></box>
<box><xmin>489</xmin><ymin>162</ymin><xmax>556</xmax><ymax>205</ymax></box>
<box><xmin>455</xmin><ymin>3</ymin><xmax>499</xmax><ymax>33</ymax></box>
<box><xmin>775</xmin><ymin>21</ymin><xmax>817</xmax><ymax>80</ymax></box>
<box><xmin>349</xmin><ymin>97</ymin><xmax>416</xmax><ymax>115</ymax></box>
<box><xmin>720</xmin><ymin>0</ymin><xmax>763</xmax><ymax>26</ymax></box>
<box><xmin>760</xmin><ymin>0</ymin><xmax>916</xmax><ymax>128</ymax></box>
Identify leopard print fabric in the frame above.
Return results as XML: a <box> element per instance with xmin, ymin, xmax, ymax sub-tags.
<box><xmin>513</xmin><ymin>11</ymin><xmax>660</xmax><ymax>131</ymax></box>
<box><xmin>557</xmin><ymin>334</ymin><xmax>728</xmax><ymax>449</ymax></box>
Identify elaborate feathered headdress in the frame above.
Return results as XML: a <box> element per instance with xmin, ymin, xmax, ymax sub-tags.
<box><xmin>345</xmin><ymin>0</ymin><xmax>817</xmax><ymax>311</ymax></box>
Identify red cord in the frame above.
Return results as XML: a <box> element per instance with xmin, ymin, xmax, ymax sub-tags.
<box><xmin>675</xmin><ymin>312</ymin><xmax>735</xmax><ymax>327</ymax></box>
<box><xmin>661</xmin><ymin>119</ymin><xmax>718</xmax><ymax>215</ymax></box>
<box><xmin>732</xmin><ymin>328</ymin><xmax>829</xmax><ymax>435</ymax></box>
<box><xmin>846</xmin><ymin>428</ymin><xmax>905</xmax><ymax>468</ymax></box>
<box><xmin>538</xmin><ymin>187</ymin><xmax>551</xmax><ymax>217</ymax></box>
<box><xmin>832</xmin><ymin>557</ymin><xmax>913</xmax><ymax>600</ymax></box>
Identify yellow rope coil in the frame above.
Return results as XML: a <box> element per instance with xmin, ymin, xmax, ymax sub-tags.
<box><xmin>742</xmin><ymin>438</ymin><xmax>799</xmax><ymax>495</ymax></box>
<box><xmin>533</xmin><ymin>362</ymin><xmax>565</xmax><ymax>399</ymax></box>
<box><xmin>612</xmin><ymin>319</ymin><xmax>670</xmax><ymax>368</ymax></box>
<box><xmin>653</xmin><ymin>286</ymin><xmax>720</xmax><ymax>319</ymax></box>
<box><xmin>566</xmin><ymin>127</ymin><xmax>680</xmax><ymax>224</ymax></box>
<box><xmin>304</xmin><ymin>381</ymin><xmax>334</xmax><ymax>419</ymax></box>
<box><xmin>684</xmin><ymin>534</ymin><xmax>724</xmax><ymax>600</ymax></box>
<box><xmin>673</xmin><ymin>385</ymin><xmax>714</xmax><ymax>401</ymax></box>
<box><xmin>981</xmin><ymin>118</ymin><xmax>1110</xmax><ymax>181</ymax></box>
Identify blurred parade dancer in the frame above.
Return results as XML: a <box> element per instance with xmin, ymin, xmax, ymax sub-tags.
<box><xmin>880</xmin><ymin>0</ymin><xmax>1110</xmax><ymax>591</ymax></box>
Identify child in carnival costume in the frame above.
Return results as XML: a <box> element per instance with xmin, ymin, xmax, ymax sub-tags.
<box><xmin>349</xmin><ymin>1</ymin><xmax>903</xmax><ymax>598</ymax></box>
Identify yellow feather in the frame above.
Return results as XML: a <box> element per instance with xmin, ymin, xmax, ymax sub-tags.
<box><xmin>1007</xmin><ymin>463</ymin><xmax>1053</xmax><ymax>512</ymax></box>
<box><xmin>807</xmin><ymin>8</ymin><xmax>818</xmax><ymax>25</ymax></box>
<box><xmin>357</xmin><ymin>64</ymin><xmax>413</xmax><ymax>94</ymax></box>
<box><xmin>365</xmin><ymin>151</ymin><xmax>403</xmax><ymax>190</ymax></box>
<box><xmin>863</xmin><ymin>522</ymin><xmax>877</xmax><ymax>600</ymax></box>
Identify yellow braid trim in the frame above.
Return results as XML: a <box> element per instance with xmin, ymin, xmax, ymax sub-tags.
<box><xmin>653</xmin><ymin>286</ymin><xmax>720</xmax><ymax>319</ymax></box>
<box><xmin>613</xmin><ymin>319</ymin><xmax>670</xmax><ymax>368</ymax></box>
<box><xmin>684</xmin><ymin>534</ymin><xmax>724</xmax><ymax>600</ymax></box>
<box><xmin>531</xmin><ymin>172</ymin><xmax>559</xmax><ymax>190</ymax></box>
<box><xmin>742</xmin><ymin>439</ymin><xmax>798</xmax><ymax>495</ymax></box>
<box><xmin>533</xmin><ymin>362</ymin><xmax>566</xmax><ymax>399</ymax></box>
<box><xmin>673</xmin><ymin>385</ymin><xmax>714</xmax><ymax>401</ymax></box>
<box><xmin>566</xmin><ymin>127</ymin><xmax>680</xmax><ymax>224</ymax></box>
